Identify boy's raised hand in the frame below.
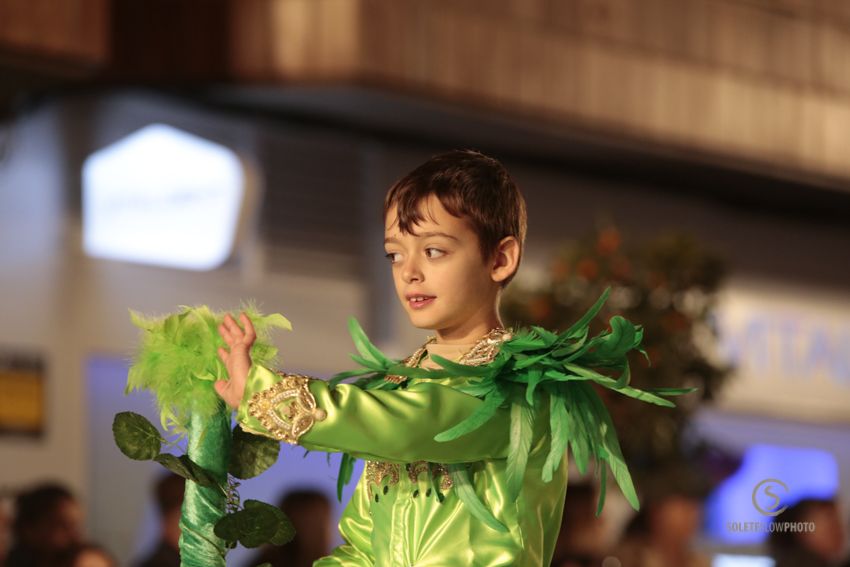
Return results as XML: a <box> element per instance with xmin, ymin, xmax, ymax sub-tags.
<box><xmin>215</xmin><ymin>312</ymin><xmax>256</xmax><ymax>409</ymax></box>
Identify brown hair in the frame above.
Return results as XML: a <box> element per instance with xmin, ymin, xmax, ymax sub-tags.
<box><xmin>383</xmin><ymin>149</ymin><xmax>527</xmax><ymax>288</ymax></box>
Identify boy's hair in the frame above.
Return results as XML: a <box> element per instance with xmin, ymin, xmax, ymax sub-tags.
<box><xmin>383</xmin><ymin>149</ymin><xmax>527</xmax><ymax>288</ymax></box>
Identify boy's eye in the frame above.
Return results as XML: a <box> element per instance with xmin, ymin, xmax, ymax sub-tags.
<box><xmin>385</xmin><ymin>252</ymin><xmax>400</xmax><ymax>263</ymax></box>
<box><xmin>426</xmin><ymin>248</ymin><xmax>445</xmax><ymax>258</ymax></box>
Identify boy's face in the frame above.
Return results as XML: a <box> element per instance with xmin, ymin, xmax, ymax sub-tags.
<box><xmin>384</xmin><ymin>194</ymin><xmax>500</xmax><ymax>335</ymax></box>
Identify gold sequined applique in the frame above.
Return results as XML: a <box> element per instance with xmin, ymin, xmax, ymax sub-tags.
<box><xmin>366</xmin><ymin>460</ymin><xmax>401</xmax><ymax>499</ymax></box>
<box><xmin>406</xmin><ymin>460</ymin><xmax>429</xmax><ymax>483</ymax></box>
<box><xmin>247</xmin><ymin>372</ymin><xmax>327</xmax><ymax>444</ymax></box>
<box><xmin>365</xmin><ymin>460</ymin><xmax>455</xmax><ymax>499</ymax></box>
<box><xmin>408</xmin><ymin>461</ymin><xmax>453</xmax><ymax>492</ymax></box>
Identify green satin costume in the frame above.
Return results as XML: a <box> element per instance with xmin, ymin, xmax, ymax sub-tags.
<box><xmin>236</xmin><ymin>331</ymin><xmax>568</xmax><ymax>567</ymax></box>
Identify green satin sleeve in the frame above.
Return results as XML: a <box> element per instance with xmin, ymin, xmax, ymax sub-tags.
<box><xmin>314</xmin><ymin>468</ymin><xmax>375</xmax><ymax>566</ymax></box>
<box><xmin>236</xmin><ymin>363</ymin><xmax>511</xmax><ymax>463</ymax></box>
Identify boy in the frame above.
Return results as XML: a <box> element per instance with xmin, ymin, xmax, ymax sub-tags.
<box><xmin>216</xmin><ymin>150</ymin><xmax>565</xmax><ymax>565</ymax></box>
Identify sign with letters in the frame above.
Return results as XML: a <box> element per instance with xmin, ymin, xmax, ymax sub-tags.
<box><xmin>713</xmin><ymin>279</ymin><xmax>850</xmax><ymax>424</ymax></box>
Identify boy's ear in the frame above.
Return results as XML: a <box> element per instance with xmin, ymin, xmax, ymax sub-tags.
<box><xmin>490</xmin><ymin>236</ymin><xmax>521</xmax><ymax>284</ymax></box>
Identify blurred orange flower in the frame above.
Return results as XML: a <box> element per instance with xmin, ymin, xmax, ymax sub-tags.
<box><xmin>596</xmin><ymin>228</ymin><xmax>621</xmax><ymax>255</ymax></box>
<box><xmin>529</xmin><ymin>295</ymin><xmax>553</xmax><ymax>321</ymax></box>
<box><xmin>577</xmin><ymin>258</ymin><xmax>599</xmax><ymax>280</ymax></box>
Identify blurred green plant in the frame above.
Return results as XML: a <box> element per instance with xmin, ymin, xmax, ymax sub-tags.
<box><xmin>502</xmin><ymin>222</ymin><xmax>733</xmax><ymax>498</ymax></box>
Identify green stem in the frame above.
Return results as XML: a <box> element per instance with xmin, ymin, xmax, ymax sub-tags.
<box><xmin>179</xmin><ymin>403</ymin><xmax>230</xmax><ymax>567</ymax></box>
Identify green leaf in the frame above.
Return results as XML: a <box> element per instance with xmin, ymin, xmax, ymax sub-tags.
<box><xmin>542</xmin><ymin>390</ymin><xmax>570</xmax><ymax>482</ymax></box>
<box><xmin>575</xmin><ymin>383</ymin><xmax>640</xmax><ymax>511</ymax></box>
<box><xmin>347</xmin><ymin>317</ymin><xmax>394</xmax><ymax>368</ymax></box>
<box><xmin>434</xmin><ymin>387</ymin><xmax>508</xmax><ymax>442</ymax></box>
<box><xmin>561</xmin><ymin>286</ymin><xmax>611</xmax><ymax>338</ymax></box>
<box><xmin>562</xmin><ymin>363</ymin><xmax>676</xmax><ymax>407</ymax></box>
<box><xmin>383</xmin><ymin>363</ymin><xmax>455</xmax><ymax>380</ymax></box>
<box><xmin>614</xmin><ymin>361</ymin><xmax>631</xmax><ymax>389</ymax></box>
<box><xmin>426</xmin><ymin>354</ymin><xmax>496</xmax><ymax>377</ymax></box>
<box><xmin>513</xmin><ymin>352</ymin><xmax>550</xmax><ymax>370</ymax></box>
<box><xmin>154</xmin><ymin>454</ymin><xmax>218</xmax><ymax>488</ymax></box>
<box><xmin>112</xmin><ymin>412</ymin><xmax>163</xmax><ymax>461</ymax></box>
<box><xmin>593</xmin><ymin>315</ymin><xmax>637</xmax><ymax>360</ymax></box>
<box><xmin>244</xmin><ymin>500</ymin><xmax>296</xmax><ymax>546</ymax></box>
<box><xmin>506</xmin><ymin>399</ymin><xmax>535</xmax><ymax>501</ymax></box>
<box><xmin>530</xmin><ymin>325</ymin><xmax>559</xmax><ymax>343</ymax></box>
<box><xmin>646</xmin><ymin>386</ymin><xmax>699</xmax><ymax>396</ymax></box>
<box><xmin>229</xmin><ymin>427</ymin><xmax>280</xmax><ymax>479</ymax></box>
<box><xmin>596</xmin><ymin>462</ymin><xmax>608</xmax><ymax>516</ymax></box>
<box><xmin>337</xmin><ymin>453</ymin><xmax>356</xmax><ymax>502</ymax></box>
<box><xmin>560</xmin><ymin>388</ymin><xmax>590</xmax><ymax>474</ymax></box>
<box><xmin>349</xmin><ymin>354</ymin><xmax>389</xmax><ymax>372</ymax></box>
<box><xmin>453</xmin><ymin>380</ymin><xmax>496</xmax><ymax>398</ymax></box>
<box><xmin>524</xmin><ymin>369</ymin><xmax>545</xmax><ymax>405</ymax></box>
<box><xmin>214</xmin><ymin>505</ymin><xmax>278</xmax><ymax>548</ymax></box>
<box><xmin>447</xmin><ymin>464</ymin><xmax>508</xmax><ymax>533</ymax></box>
<box><xmin>328</xmin><ymin>368</ymin><xmax>373</xmax><ymax>387</ymax></box>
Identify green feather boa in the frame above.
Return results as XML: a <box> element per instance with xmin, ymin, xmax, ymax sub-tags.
<box><xmin>328</xmin><ymin>286</ymin><xmax>696</xmax><ymax>531</ymax></box>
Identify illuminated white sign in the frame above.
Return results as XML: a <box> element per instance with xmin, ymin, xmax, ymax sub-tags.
<box><xmin>713</xmin><ymin>279</ymin><xmax>850</xmax><ymax>423</ymax></box>
<box><xmin>82</xmin><ymin>123</ymin><xmax>247</xmax><ymax>270</ymax></box>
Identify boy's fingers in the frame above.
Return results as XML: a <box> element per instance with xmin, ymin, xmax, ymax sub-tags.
<box><xmin>225</xmin><ymin>313</ymin><xmax>246</xmax><ymax>338</ymax></box>
<box><xmin>241</xmin><ymin>312</ymin><xmax>256</xmax><ymax>341</ymax></box>
<box><xmin>217</xmin><ymin>347</ymin><xmax>228</xmax><ymax>362</ymax></box>
<box><xmin>219</xmin><ymin>324</ymin><xmax>233</xmax><ymax>343</ymax></box>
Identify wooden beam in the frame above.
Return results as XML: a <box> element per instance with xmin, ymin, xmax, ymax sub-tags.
<box><xmin>228</xmin><ymin>0</ymin><xmax>850</xmax><ymax>183</ymax></box>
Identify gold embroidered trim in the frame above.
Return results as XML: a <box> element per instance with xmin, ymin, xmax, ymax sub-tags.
<box><xmin>247</xmin><ymin>372</ymin><xmax>327</xmax><ymax>444</ymax></box>
<box><xmin>384</xmin><ymin>345</ymin><xmax>429</xmax><ymax>384</ymax></box>
<box><xmin>384</xmin><ymin>326</ymin><xmax>513</xmax><ymax>384</ymax></box>
<box><xmin>458</xmin><ymin>327</ymin><xmax>513</xmax><ymax>366</ymax></box>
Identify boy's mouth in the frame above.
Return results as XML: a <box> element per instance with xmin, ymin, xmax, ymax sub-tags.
<box><xmin>407</xmin><ymin>295</ymin><xmax>436</xmax><ymax>309</ymax></box>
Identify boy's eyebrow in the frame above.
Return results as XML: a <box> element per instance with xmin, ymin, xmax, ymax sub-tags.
<box><xmin>384</xmin><ymin>231</ymin><xmax>460</xmax><ymax>244</ymax></box>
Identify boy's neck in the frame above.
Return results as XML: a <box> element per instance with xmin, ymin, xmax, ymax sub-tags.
<box><xmin>433</xmin><ymin>314</ymin><xmax>505</xmax><ymax>345</ymax></box>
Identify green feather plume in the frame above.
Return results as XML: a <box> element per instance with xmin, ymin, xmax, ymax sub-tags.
<box><xmin>126</xmin><ymin>301</ymin><xmax>292</xmax><ymax>436</ymax></box>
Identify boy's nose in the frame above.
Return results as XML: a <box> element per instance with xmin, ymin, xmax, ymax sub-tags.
<box><xmin>402</xmin><ymin>259</ymin><xmax>423</xmax><ymax>283</ymax></box>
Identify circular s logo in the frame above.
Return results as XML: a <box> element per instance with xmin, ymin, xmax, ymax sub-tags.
<box><xmin>752</xmin><ymin>478</ymin><xmax>789</xmax><ymax>516</ymax></box>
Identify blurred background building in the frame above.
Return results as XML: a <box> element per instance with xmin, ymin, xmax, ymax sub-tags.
<box><xmin>1</xmin><ymin>1</ymin><xmax>849</xmax><ymax>566</ymax></box>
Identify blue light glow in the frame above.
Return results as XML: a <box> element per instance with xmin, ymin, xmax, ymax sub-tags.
<box><xmin>713</xmin><ymin>554</ymin><xmax>774</xmax><ymax>567</ymax></box>
<box><xmin>705</xmin><ymin>444</ymin><xmax>839</xmax><ymax>545</ymax></box>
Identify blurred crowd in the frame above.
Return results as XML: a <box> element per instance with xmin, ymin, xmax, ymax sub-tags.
<box><xmin>0</xmin><ymin>477</ymin><xmax>846</xmax><ymax>567</ymax></box>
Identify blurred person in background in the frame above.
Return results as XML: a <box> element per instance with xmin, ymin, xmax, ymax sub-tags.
<box><xmin>243</xmin><ymin>488</ymin><xmax>332</xmax><ymax>567</ymax></box>
<box><xmin>551</xmin><ymin>482</ymin><xmax>607</xmax><ymax>567</ymax></box>
<box><xmin>133</xmin><ymin>473</ymin><xmax>185</xmax><ymax>567</ymax></box>
<box><xmin>609</xmin><ymin>488</ymin><xmax>710</xmax><ymax>567</ymax></box>
<box><xmin>768</xmin><ymin>498</ymin><xmax>846</xmax><ymax>567</ymax></box>
<box><xmin>6</xmin><ymin>482</ymin><xmax>83</xmax><ymax>567</ymax></box>
<box><xmin>0</xmin><ymin>495</ymin><xmax>10</xmax><ymax>566</ymax></box>
<box><xmin>54</xmin><ymin>543</ymin><xmax>117</xmax><ymax>567</ymax></box>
